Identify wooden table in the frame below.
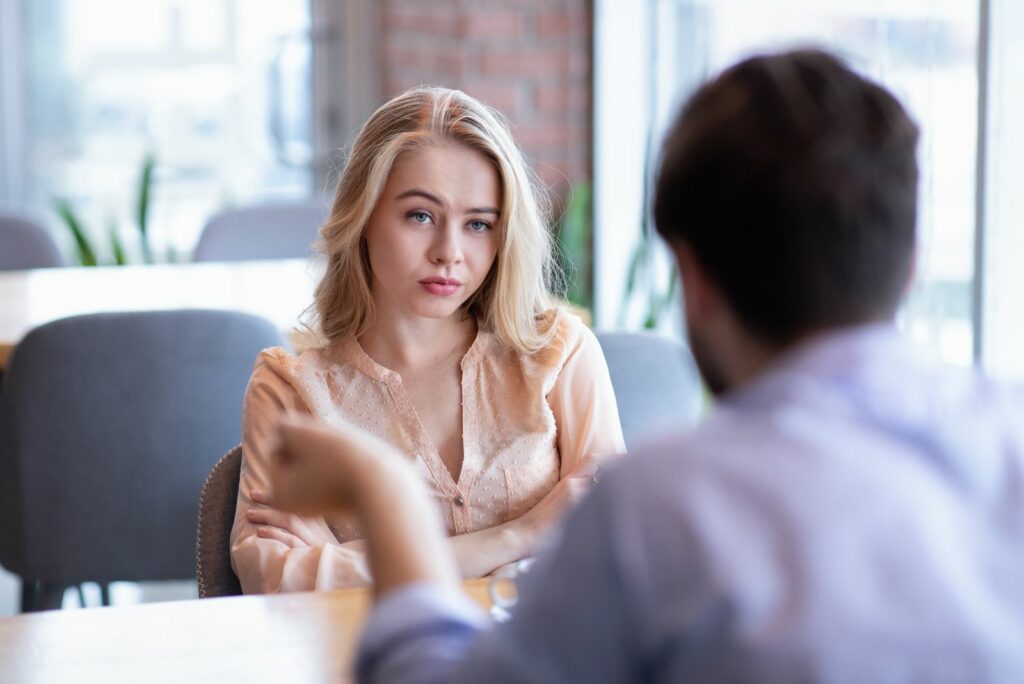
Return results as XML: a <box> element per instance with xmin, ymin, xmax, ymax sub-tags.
<box><xmin>0</xmin><ymin>259</ymin><xmax>321</xmax><ymax>369</ymax></box>
<box><xmin>0</xmin><ymin>580</ymin><xmax>491</xmax><ymax>683</ymax></box>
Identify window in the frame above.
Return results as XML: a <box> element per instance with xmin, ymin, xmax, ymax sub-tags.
<box><xmin>595</xmin><ymin>0</ymin><xmax>1022</xmax><ymax>379</ymax></box>
<box><xmin>7</xmin><ymin>0</ymin><xmax>313</xmax><ymax>259</ymax></box>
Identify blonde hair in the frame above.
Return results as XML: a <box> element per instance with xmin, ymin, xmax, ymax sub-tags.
<box><xmin>312</xmin><ymin>86</ymin><xmax>563</xmax><ymax>354</ymax></box>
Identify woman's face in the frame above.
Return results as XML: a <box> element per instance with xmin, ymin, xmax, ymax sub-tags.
<box><xmin>363</xmin><ymin>143</ymin><xmax>501</xmax><ymax>323</ymax></box>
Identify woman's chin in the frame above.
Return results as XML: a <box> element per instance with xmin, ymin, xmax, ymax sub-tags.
<box><xmin>408</xmin><ymin>301</ymin><xmax>469</xmax><ymax>321</ymax></box>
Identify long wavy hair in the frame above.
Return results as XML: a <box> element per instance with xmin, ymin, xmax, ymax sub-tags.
<box><xmin>311</xmin><ymin>86</ymin><xmax>562</xmax><ymax>354</ymax></box>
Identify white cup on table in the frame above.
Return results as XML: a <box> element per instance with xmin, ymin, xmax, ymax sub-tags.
<box><xmin>487</xmin><ymin>557</ymin><xmax>536</xmax><ymax>622</ymax></box>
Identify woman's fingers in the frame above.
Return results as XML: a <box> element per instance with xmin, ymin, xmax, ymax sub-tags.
<box><xmin>256</xmin><ymin>525</ymin><xmax>304</xmax><ymax>548</ymax></box>
<box><xmin>246</xmin><ymin>506</ymin><xmax>291</xmax><ymax>528</ymax></box>
<box><xmin>565</xmin><ymin>454</ymin><xmax>600</xmax><ymax>480</ymax></box>
<box><xmin>246</xmin><ymin>507</ymin><xmax>325</xmax><ymax>546</ymax></box>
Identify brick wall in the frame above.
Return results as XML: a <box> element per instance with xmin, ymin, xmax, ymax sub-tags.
<box><xmin>379</xmin><ymin>0</ymin><xmax>593</xmax><ymax>197</ymax></box>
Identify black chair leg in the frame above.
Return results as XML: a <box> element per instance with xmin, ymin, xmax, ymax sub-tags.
<box><xmin>99</xmin><ymin>582</ymin><xmax>111</xmax><ymax>606</ymax></box>
<box><xmin>20</xmin><ymin>580</ymin><xmax>68</xmax><ymax>612</ymax></box>
<box><xmin>19</xmin><ymin>582</ymin><xmax>33</xmax><ymax>612</ymax></box>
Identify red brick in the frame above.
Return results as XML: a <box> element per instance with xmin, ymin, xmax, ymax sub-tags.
<box><xmin>535</xmin><ymin>84</ymin><xmax>590</xmax><ymax>114</ymax></box>
<box><xmin>464</xmin><ymin>83</ymin><xmax>523</xmax><ymax>115</ymax></box>
<box><xmin>536</xmin><ymin>164</ymin><xmax>576</xmax><ymax>193</ymax></box>
<box><xmin>461</xmin><ymin>11</ymin><xmax>525</xmax><ymax>38</ymax></box>
<box><xmin>384</xmin><ymin>7</ymin><xmax>458</xmax><ymax>36</ymax></box>
<box><xmin>515</xmin><ymin>122</ymin><xmax>587</xmax><ymax>148</ymax></box>
<box><xmin>537</xmin><ymin>10</ymin><xmax>589</xmax><ymax>39</ymax></box>
<box><xmin>481</xmin><ymin>47</ymin><xmax>586</xmax><ymax>78</ymax></box>
<box><xmin>378</xmin><ymin>0</ymin><xmax>593</xmax><ymax>191</ymax></box>
<box><xmin>384</xmin><ymin>42</ymin><xmax>471</xmax><ymax>80</ymax></box>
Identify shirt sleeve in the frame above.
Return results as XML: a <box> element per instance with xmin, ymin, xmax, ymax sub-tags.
<box><xmin>229</xmin><ymin>350</ymin><xmax>373</xmax><ymax>593</ymax></box>
<box><xmin>355</xmin><ymin>478</ymin><xmax>643</xmax><ymax>684</ymax></box>
<box><xmin>547</xmin><ymin>319</ymin><xmax>627</xmax><ymax>477</ymax></box>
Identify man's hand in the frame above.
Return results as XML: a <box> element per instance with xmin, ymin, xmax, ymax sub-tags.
<box><xmin>267</xmin><ymin>415</ymin><xmax>402</xmax><ymax>516</ymax></box>
<box><xmin>268</xmin><ymin>414</ymin><xmax>459</xmax><ymax>597</ymax></box>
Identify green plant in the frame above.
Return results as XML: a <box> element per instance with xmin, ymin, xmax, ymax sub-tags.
<box><xmin>136</xmin><ymin>153</ymin><xmax>155</xmax><ymax>263</ymax></box>
<box><xmin>54</xmin><ymin>152</ymin><xmax>157</xmax><ymax>266</ymax></box>
<box><xmin>54</xmin><ymin>198</ymin><xmax>98</xmax><ymax>266</ymax></box>
<box><xmin>621</xmin><ymin>237</ymin><xmax>678</xmax><ymax>330</ymax></box>
<box><xmin>553</xmin><ymin>181</ymin><xmax>593</xmax><ymax>311</ymax></box>
<box><xmin>619</xmin><ymin>115</ymin><xmax>678</xmax><ymax>331</ymax></box>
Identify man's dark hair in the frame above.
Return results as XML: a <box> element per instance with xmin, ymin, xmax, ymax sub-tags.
<box><xmin>654</xmin><ymin>48</ymin><xmax>919</xmax><ymax>345</ymax></box>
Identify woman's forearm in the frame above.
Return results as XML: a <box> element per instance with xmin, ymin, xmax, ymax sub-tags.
<box><xmin>447</xmin><ymin>519</ymin><xmax>533</xmax><ymax>578</ymax></box>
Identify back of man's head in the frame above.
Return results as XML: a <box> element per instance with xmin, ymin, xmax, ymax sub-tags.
<box><xmin>654</xmin><ymin>49</ymin><xmax>920</xmax><ymax>346</ymax></box>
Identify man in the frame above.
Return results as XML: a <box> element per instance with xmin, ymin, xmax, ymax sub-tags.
<box><xmin>269</xmin><ymin>49</ymin><xmax>1024</xmax><ymax>682</ymax></box>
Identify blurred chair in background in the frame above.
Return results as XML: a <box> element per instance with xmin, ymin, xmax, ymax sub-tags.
<box><xmin>0</xmin><ymin>213</ymin><xmax>63</xmax><ymax>271</ymax></box>
<box><xmin>195</xmin><ymin>445</ymin><xmax>244</xmax><ymax>598</ymax></box>
<box><xmin>0</xmin><ymin>309</ymin><xmax>283</xmax><ymax>611</ymax></box>
<box><xmin>596</xmin><ymin>331</ymin><xmax>704</xmax><ymax>451</ymax></box>
<box><xmin>192</xmin><ymin>200</ymin><xmax>325</xmax><ymax>262</ymax></box>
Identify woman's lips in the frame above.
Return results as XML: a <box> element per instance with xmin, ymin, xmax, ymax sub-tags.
<box><xmin>419</xmin><ymin>277</ymin><xmax>462</xmax><ymax>296</ymax></box>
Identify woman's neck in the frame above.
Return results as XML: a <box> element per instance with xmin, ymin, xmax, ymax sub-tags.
<box><xmin>358</xmin><ymin>313</ymin><xmax>478</xmax><ymax>374</ymax></box>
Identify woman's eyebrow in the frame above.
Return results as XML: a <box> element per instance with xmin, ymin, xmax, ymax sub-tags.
<box><xmin>395</xmin><ymin>189</ymin><xmax>443</xmax><ymax>206</ymax></box>
<box><xmin>395</xmin><ymin>189</ymin><xmax>499</xmax><ymax>215</ymax></box>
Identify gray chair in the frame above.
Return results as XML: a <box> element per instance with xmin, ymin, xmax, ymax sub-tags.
<box><xmin>596</xmin><ymin>331</ymin><xmax>704</xmax><ymax>450</ymax></box>
<box><xmin>0</xmin><ymin>213</ymin><xmax>63</xmax><ymax>271</ymax></box>
<box><xmin>0</xmin><ymin>309</ymin><xmax>282</xmax><ymax>611</ymax></box>
<box><xmin>193</xmin><ymin>201</ymin><xmax>326</xmax><ymax>262</ymax></box>
<box><xmin>195</xmin><ymin>445</ymin><xmax>244</xmax><ymax>598</ymax></box>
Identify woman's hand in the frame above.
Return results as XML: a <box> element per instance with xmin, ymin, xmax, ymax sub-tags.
<box><xmin>515</xmin><ymin>455</ymin><xmax>599</xmax><ymax>539</ymax></box>
<box><xmin>245</xmin><ymin>489</ymin><xmax>336</xmax><ymax>548</ymax></box>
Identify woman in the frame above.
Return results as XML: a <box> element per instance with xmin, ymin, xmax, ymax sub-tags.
<box><xmin>230</xmin><ymin>86</ymin><xmax>625</xmax><ymax>593</ymax></box>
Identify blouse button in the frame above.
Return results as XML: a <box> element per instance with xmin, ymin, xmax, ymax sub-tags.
<box><xmin>453</xmin><ymin>495</ymin><xmax>465</xmax><ymax>507</ymax></box>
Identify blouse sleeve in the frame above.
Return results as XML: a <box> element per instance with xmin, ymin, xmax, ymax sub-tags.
<box><xmin>547</xmin><ymin>320</ymin><xmax>627</xmax><ymax>478</ymax></box>
<box><xmin>229</xmin><ymin>349</ymin><xmax>372</xmax><ymax>593</ymax></box>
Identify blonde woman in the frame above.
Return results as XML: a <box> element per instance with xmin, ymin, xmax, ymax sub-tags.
<box><xmin>229</xmin><ymin>87</ymin><xmax>625</xmax><ymax>593</ymax></box>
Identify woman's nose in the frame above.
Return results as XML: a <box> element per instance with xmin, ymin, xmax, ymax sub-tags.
<box><xmin>429</xmin><ymin>224</ymin><xmax>464</xmax><ymax>265</ymax></box>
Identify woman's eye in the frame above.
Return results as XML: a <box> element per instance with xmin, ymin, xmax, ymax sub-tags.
<box><xmin>468</xmin><ymin>220</ymin><xmax>491</xmax><ymax>232</ymax></box>
<box><xmin>408</xmin><ymin>211</ymin><xmax>432</xmax><ymax>224</ymax></box>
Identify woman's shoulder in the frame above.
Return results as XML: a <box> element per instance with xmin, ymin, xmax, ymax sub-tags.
<box><xmin>527</xmin><ymin>306</ymin><xmax>598</xmax><ymax>370</ymax></box>
<box><xmin>250</xmin><ymin>345</ymin><xmax>340</xmax><ymax>383</ymax></box>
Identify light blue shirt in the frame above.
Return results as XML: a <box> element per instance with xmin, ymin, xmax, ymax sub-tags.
<box><xmin>356</xmin><ymin>325</ymin><xmax>1024</xmax><ymax>683</ymax></box>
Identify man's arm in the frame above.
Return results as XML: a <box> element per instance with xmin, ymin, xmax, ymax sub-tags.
<box><xmin>270</xmin><ymin>417</ymin><xmax>459</xmax><ymax>595</ymax></box>
<box><xmin>271</xmin><ymin>418</ymin><xmax>643</xmax><ymax>683</ymax></box>
<box><xmin>356</xmin><ymin>474</ymin><xmax>643</xmax><ymax>683</ymax></box>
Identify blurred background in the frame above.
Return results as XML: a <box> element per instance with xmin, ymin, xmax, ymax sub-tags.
<box><xmin>0</xmin><ymin>0</ymin><xmax>1022</xmax><ymax>611</ymax></box>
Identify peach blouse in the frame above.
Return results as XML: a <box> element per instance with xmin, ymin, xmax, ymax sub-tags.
<box><xmin>229</xmin><ymin>311</ymin><xmax>626</xmax><ymax>593</ymax></box>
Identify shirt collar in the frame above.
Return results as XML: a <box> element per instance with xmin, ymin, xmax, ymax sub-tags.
<box><xmin>724</xmin><ymin>322</ymin><xmax>918</xmax><ymax>412</ymax></box>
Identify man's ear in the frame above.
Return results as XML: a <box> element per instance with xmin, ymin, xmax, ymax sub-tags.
<box><xmin>671</xmin><ymin>241</ymin><xmax>717</xmax><ymax>327</ymax></box>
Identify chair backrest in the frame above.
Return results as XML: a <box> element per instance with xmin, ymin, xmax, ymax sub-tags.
<box><xmin>596</xmin><ymin>331</ymin><xmax>704</xmax><ymax>450</ymax></box>
<box><xmin>0</xmin><ymin>310</ymin><xmax>283</xmax><ymax>585</ymax></box>
<box><xmin>0</xmin><ymin>213</ymin><xmax>63</xmax><ymax>271</ymax></box>
<box><xmin>193</xmin><ymin>201</ymin><xmax>325</xmax><ymax>262</ymax></box>
<box><xmin>196</xmin><ymin>445</ymin><xmax>243</xmax><ymax>598</ymax></box>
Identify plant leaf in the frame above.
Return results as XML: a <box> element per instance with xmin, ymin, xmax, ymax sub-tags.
<box><xmin>559</xmin><ymin>181</ymin><xmax>592</xmax><ymax>308</ymax></box>
<box><xmin>108</xmin><ymin>216</ymin><xmax>127</xmax><ymax>266</ymax></box>
<box><xmin>54</xmin><ymin>198</ymin><xmax>98</xmax><ymax>266</ymax></box>
<box><xmin>136</xmin><ymin>152</ymin><xmax>155</xmax><ymax>263</ymax></box>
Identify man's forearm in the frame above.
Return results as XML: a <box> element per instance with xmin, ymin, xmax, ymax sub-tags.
<box><xmin>355</xmin><ymin>459</ymin><xmax>461</xmax><ymax>598</ymax></box>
